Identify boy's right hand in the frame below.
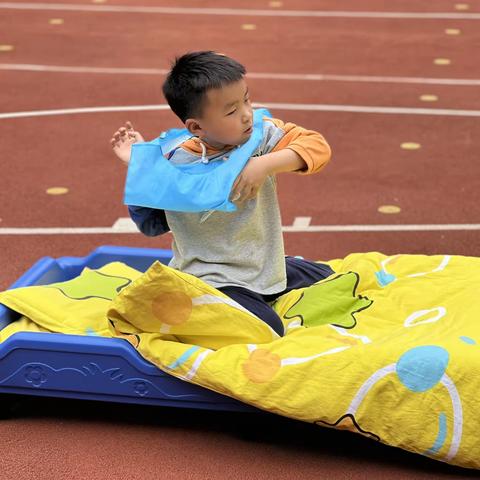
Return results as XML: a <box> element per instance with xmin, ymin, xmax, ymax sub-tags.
<box><xmin>110</xmin><ymin>121</ymin><xmax>145</xmax><ymax>166</ymax></box>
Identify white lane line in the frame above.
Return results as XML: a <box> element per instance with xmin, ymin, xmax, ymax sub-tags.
<box><xmin>2</xmin><ymin>223</ymin><xmax>480</xmax><ymax>235</ymax></box>
<box><xmin>0</xmin><ymin>105</ymin><xmax>170</xmax><ymax>119</ymax></box>
<box><xmin>1</xmin><ymin>3</ymin><xmax>480</xmax><ymax>19</ymax></box>
<box><xmin>2</xmin><ymin>63</ymin><xmax>480</xmax><ymax>86</ymax></box>
<box><xmin>111</xmin><ymin>217</ymin><xmax>136</xmax><ymax>231</ymax></box>
<box><xmin>292</xmin><ymin>217</ymin><xmax>312</xmax><ymax>228</ymax></box>
<box><xmin>2</xmin><ymin>103</ymin><xmax>480</xmax><ymax>120</ymax></box>
<box><xmin>0</xmin><ymin>63</ymin><xmax>171</xmax><ymax>75</ymax></box>
<box><xmin>259</xmin><ymin>103</ymin><xmax>480</xmax><ymax>117</ymax></box>
<box><xmin>282</xmin><ymin>224</ymin><xmax>480</xmax><ymax>232</ymax></box>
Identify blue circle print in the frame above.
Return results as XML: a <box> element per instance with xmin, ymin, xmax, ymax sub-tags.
<box><xmin>396</xmin><ymin>346</ymin><xmax>449</xmax><ymax>392</ymax></box>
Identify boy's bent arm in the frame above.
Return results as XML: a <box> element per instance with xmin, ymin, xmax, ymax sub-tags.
<box><xmin>229</xmin><ymin>118</ymin><xmax>331</xmax><ymax>203</ymax></box>
<box><xmin>263</xmin><ymin>118</ymin><xmax>332</xmax><ymax>175</ymax></box>
<box><xmin>128</xmin><ymin>205</ymin><xmax>170</xmax><ymax>236</ymax></box>
<box><xmin>260</xmin><ymin>148</ymin><xmax>306</xmax><ymax>175</ymax></box>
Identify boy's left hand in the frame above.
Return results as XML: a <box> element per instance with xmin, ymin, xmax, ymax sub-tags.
<box><xmin>230</xmin><ymin>156</ymin><xmax>270</xmax><ymax>203</ymax></box>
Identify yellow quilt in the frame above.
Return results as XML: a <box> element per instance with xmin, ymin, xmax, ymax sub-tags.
<box><xmin>1</xmin><ymin>252</ymin><xmax>479</xmax><ymax>470</ymax></box>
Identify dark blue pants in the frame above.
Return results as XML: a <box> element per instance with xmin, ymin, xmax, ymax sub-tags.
<box><xmin>218</xmin><ymin>256</ymin><xmax>334</xmax><ymax>337</ymax></box>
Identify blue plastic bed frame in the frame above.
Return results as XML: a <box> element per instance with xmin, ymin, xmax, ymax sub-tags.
<box><xmin>0</xmin><ymin>246</ymin><xmax>255</xmax><ymax>412</ymax></box>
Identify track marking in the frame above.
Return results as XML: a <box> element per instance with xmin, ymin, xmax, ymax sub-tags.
<box><xmin>419</xmin><ymin>94</ymin><xmax>439</xmax><ymax>102</ymax></box>
<box><xmin>2</xmin><ymin>63</ymin><xmax>480</xmax><ymax>87</ymax></box>
<box><xmin>378</xmin><ymin>205</ymin><xmax>401</xmax><ymax>214</ymax></box>
<box><xmin>400</xmin><ymin>142</ymin><xmax>421</xmax><ymax>150</ymax></box>
<box><xmin>2</xmin><ymin>103</ymin><xmax>480</xmax><ymax>120</ymax></box>
<box><xmin>1</xmin><ymin>3</ymin><xmax>480</xmax><ymax>19</ymax></box>
<box><xmin>111</xmin><ymin>217</ymin><xmax>135</xmax><ymax>230</ymax></box>
<box><xmin>46</xmin><ymin>187</ymin><xmax>69</xmax><ymax>195</ymax></box>
<box><xmin>292</xmin><ymin>217</ymin><xmax>312</xmax><ymax>228</ymax></box>
<box><xmin>3</xmin><ymin>222</ymin><xmax>480</xmax><ymax>235</ymax></box>
<box><xmin>434</xmin><ymin>58</ymin><xmax>452</xmax><ymax>65</ymax></box>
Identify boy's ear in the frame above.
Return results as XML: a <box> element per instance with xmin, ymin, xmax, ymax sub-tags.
<box><xmin>185</xmin><ymin>118</ymin><xmax>205</xmax><ymax>137</ymax></box>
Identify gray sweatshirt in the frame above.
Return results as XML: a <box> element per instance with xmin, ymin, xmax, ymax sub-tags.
<box><xmin>128</xmin><ymin>116</ymin><xmax>331</xmax><ymax>295</ymax></box>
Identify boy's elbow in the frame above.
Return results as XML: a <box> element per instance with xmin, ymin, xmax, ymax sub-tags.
<box><xmin>141</xmin><ymin>222</ymin><xmax>170</xmax><ymax>237</ymax></box>
<box><xmin>128</xmin><ymin>206</ymin><xmax>170</xmax><ymax>237</ymax></box>
<box><xmin>139</xmin><ymin>217</ymin><xmax>170</xmax><ymax>237</ymax></box>
<box><xmin>324</xmin><ymin>142</ymin><xmax>332</xmax><ymax>164</ymax></box>
<box><xmin>308</xmin><ymin>138</ymin><xmax>332</xmax><ymax>174</ymax></box>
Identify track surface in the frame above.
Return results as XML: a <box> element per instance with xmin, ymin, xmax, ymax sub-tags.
<box><xmin>1</xmin><ymin>1</ymin><xmax>480</xmax><ymax>478</ymax></box>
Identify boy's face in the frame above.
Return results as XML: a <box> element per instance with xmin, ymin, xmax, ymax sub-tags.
<box><xmin>193</xmin><ymin>78</ymin><xmax>253</xmax><ymax>148</ymax></box>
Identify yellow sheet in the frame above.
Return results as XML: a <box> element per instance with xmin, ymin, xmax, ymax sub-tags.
<box><xmin>1</xmin><ymin>253</ymin><xmax>479</xmax><ymax>469</ymax></box>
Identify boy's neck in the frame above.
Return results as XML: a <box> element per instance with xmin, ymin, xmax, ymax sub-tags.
<box><xmin>200</xmin><ymin>136</ymin><xmax>235</xmax><ymax>151</ymax></box>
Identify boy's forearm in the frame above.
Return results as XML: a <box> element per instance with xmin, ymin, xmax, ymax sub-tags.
<box><xmin>261</xmin><ymin>148</ymin><xmax>307</xmax><ymax>175</ymax></box>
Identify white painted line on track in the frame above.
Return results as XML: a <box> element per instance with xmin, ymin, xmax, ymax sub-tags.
<box><xmin>0</xmin><ymin>105</ymin><xmax>170</xmax><ymax>119</ymax></box>
<box><xmin>1</xmin><ymin>3</ymin><xmax>480</xmax><ymax>19</ymax></box>
<box><xmin>2</xmin><ymin>63</ymin><xmax>480</xmax><ymax>87</ymax></box>
<box><xmin>2</xmin><ymin>224</ymin><xmax>480</xmax><ymax>235</ymax></box>
<box><xmin>2</xmin><ymin>103</ymin><xmax>480</xmax><ymax>120</ymax></box>
<box><xmin>0</xmin><ymin>63</ymin><xmax>171</xmax><ymax>75</ymax></box>
<box><xmin>292</xmin><ymin>217</ymin><xmax>312</xmax><ymax>228</ymax></box>
<box><xmin>282</xmin><ymin>224</ymin><xmax>480</xmax><ymax>232</ymax></box>
<box><xmin>111</xmin><ymin>217</ymin><xmax>136</xmax><ymax>231</ymax></box>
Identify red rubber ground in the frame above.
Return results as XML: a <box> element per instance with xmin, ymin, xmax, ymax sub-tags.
<box><xmin>1</xmin><ymin>1</ymin><xmax>479</xmax><ymax>478</ymax></box>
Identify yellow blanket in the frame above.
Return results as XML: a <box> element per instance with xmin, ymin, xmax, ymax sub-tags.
<box><xmin>1</xmin><ymin>252</ymin><xmax>479</xmax><ymax>469</ymax></box>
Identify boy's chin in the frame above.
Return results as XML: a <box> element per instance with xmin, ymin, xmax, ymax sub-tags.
<box><xmin>238</xmin><ymin>131</ymin><xmax>252</xmax><ymax>144</ymax></box>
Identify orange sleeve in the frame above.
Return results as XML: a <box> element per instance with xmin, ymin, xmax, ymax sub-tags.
<box><xmin>267</xmin><ymin>117</ymin><xmax>332</xmax><ymax>175</ymax></box>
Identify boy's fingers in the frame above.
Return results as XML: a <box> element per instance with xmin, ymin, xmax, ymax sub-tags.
<box><xmin>243</xmin><ymin>186</ymin><xmax>255</xmax><ymax>201</ymax></box>
<box><xmin>125</xmin><ymin>121</ymin><xmax>133</xmax><ymax>130</ymax></box>
<box><xmin>230</xmin><ymin>177</ymin><xmax>243</xmax><ymax>201</ymax></box>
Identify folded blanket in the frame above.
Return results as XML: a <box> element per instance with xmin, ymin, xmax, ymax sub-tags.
<box><xmin>1</xmin><ymin>252</ymin><xmax>479</xmax><ymax>470</ymax></box>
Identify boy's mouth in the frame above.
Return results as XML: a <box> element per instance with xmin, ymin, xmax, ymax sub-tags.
<box><xmin>244</xmin><ymin>126</ymin><xmax>253</xmax><ymax>134</ymax></box>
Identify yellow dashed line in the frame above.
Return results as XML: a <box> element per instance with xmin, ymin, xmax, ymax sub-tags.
<box><xmin>454</xmin><ymin>3</ymin><xmax>470</xmax><ymax>10</ymax></box>
<box><xmin>419</xmin><ymin>94</ymin><xmax>438</xmax><ymax>102</ymax></box>
<box><xmin>378</xmin><ymin>205</ymin><xmax>401</xmax><ymax>214</ymax></box>
<box><xmin>92</xmin><ymin>0</ymin><xmax>107</xmax><ymax>3</ymax></box>
<box><xmin>434</xmin><ymin>58</ymin><xmax>451</xmax><ymax>65</ymax></box>
<box><xmin>46</xmin><ymin>187</ymin><xmax>69</xmax><ymax>195</ymax></box>
<box><xmin>0</xmin><ymin>45</ymin><xmax>14</xmax><ymax>52</ymax></box>
<box><xmin>49</xmin><ymin>18</ymin><xmax>64</xmax><ymax>25</ymax></box>
<box><xmin>401</xmin><ymin>142</ymin><xmax>421</xmax><ymax>150</ymax></box>
<box><xmin>269</xmin><ymin>1</ymin><xmax>283</xmax><ymax>6</ymax></box>
<box><xmin>445</xmin><ymin>28</ymin><xmax>461</xmax><ymax>35</ymax></box>
<box><xmin>241</xmin><ymin>24</ymin><xmax>257</xmax><ymax>30</ymax></box>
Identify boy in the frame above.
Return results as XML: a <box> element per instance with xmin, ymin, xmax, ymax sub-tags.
<box><xmin>111</xmin><ymin>51</ymin><xmax>334</xmax><ymax>336</ymax></box>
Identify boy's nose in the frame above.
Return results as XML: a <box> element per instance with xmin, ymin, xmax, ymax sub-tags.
<box><xmin>242</xmin><ymin>112</ymin><xmax>253</xmax><ymax>124</ymax></box>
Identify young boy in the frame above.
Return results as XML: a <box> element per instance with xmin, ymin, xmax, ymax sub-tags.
<box><xmin>111</xmin><ymin>51</ymin><xmax>334</xmax><ymax>337</ymax></box>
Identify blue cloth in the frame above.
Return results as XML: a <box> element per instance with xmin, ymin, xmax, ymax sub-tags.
<box><xmin>124</xmin><ymin>108</ymin><xmax>272</xmax><ymax>212</ymax></box>
<box><xmin>218</xmin><ymin>257</ymin><xmax>335</xmax><ymax>336</ymax></box>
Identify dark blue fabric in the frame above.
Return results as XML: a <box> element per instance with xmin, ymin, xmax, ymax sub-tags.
<box><xmin>218</xmin><ymin>256</ymin><xmax>335</xmax><ymax>337</ymax></box>
<box><xmin>128</xmin><ymin>205</ymin><xmax>170</xmax><ymax>236</ymax></box>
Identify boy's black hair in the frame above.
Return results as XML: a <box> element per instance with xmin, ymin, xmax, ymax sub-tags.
<box><xmin>162</xmin><ymin>51</ymin><xmax>246</xmax><ymax>123</ymax></box>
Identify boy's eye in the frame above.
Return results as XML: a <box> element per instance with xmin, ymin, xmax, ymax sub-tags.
<box><xmin>226</xmin><ymin>110</ymin><xmax>236</xmax><ymax>116</ymax></box>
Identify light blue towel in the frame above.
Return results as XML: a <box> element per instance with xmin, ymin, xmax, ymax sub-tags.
<box><xmin>123</xmin><ymin>108</ymin><xmax>271</xmax><ymax>212</ymax></box>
